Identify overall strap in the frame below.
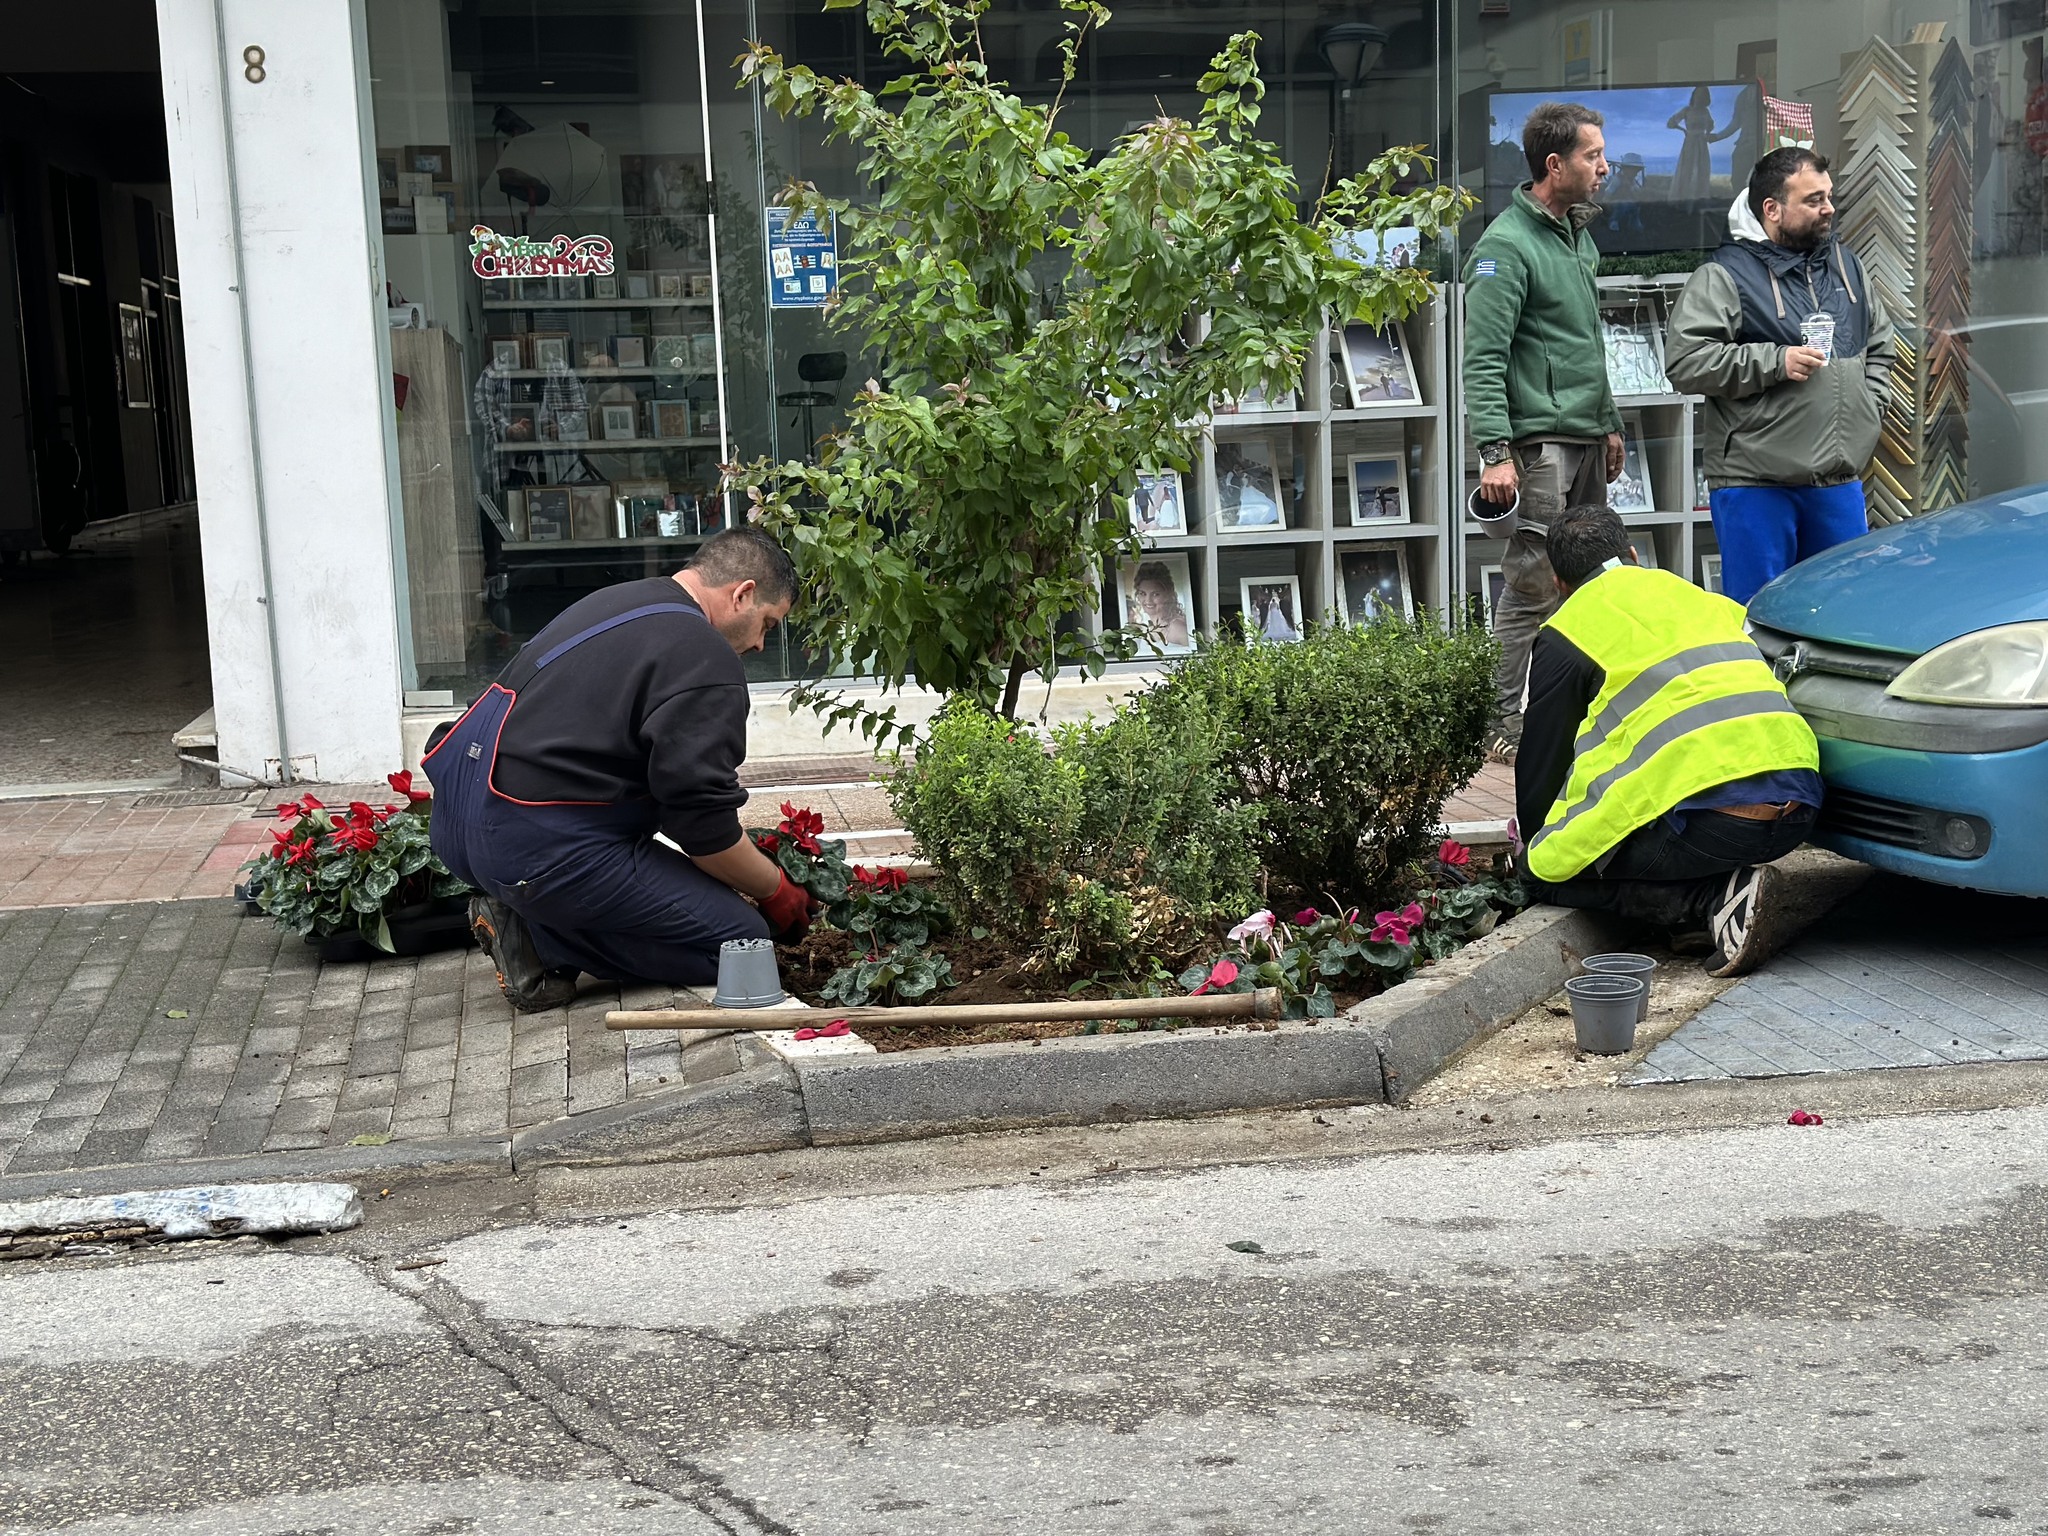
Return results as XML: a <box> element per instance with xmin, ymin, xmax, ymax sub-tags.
<box><xmin>531</xmin><ymin>602</ymin><xmax>704</xmax><ymax>672</ymax></box>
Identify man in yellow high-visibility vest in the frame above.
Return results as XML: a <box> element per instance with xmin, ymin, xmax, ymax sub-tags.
<box><xmin>1514</xmin><ymin>507</ymin><xmax>1822</xmax><ymax>977</ymax></box>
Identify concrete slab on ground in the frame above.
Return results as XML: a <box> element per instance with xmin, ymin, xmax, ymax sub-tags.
<box><xmin>1625</xmin><ymin>875</ymin><xmax>2048</xmax><ymax>1085</ymax></box>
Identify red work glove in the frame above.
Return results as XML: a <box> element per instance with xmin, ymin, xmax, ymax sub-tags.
<box><xmin>760</xmin><ymin>872</ymin><xmax>816</xmax><ymax>942</ymax></box>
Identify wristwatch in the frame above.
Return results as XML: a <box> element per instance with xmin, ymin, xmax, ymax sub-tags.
<box><xmin>1478</xmin><ymin>440</ymin><xmax>1513</xmax><ymax>466</ymax></box>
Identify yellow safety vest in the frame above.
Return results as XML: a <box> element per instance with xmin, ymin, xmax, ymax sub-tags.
<box><xmin>1524</xmin><ymin>566</ymin><xmax>1819</xmax><ymax>883</ymax></box>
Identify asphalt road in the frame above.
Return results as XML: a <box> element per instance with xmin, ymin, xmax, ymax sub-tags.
<box><xmin>6</xmin><ymin>1094</ymin><xmax>2048</xmax><ymax>1533</ymax></box>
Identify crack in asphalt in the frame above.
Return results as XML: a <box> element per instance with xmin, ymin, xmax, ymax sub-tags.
<box><xmin>365</xmin><ymin>1261</ymin><xmax>802</xmax><ymax>1536</ymax></box>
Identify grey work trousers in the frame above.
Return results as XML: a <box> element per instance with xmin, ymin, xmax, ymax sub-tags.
<box><xmin>1491</xmin><ymin>438</ymin><xmax>1610</xmax><ymax>730</ymax></box>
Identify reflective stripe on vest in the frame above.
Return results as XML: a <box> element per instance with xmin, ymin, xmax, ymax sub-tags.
<box><xmin>1524</xmin><ymin>567</ymin><xmax>1819</xmax><ymax>883</ymax></box>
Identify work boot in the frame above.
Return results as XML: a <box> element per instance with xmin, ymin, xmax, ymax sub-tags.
<box><xmin>469</xmin><ymin>895</ymin><xmax>579</xmax><ymax>1012</ymax></box>
<box><xmin>1483</xmin><ymin>719</ymin><xmax>1521</xmax><ymax>766</ymax></box>
<box><xmin>1705</xmin><ymin>864</ymin><xmax>1785</xmax><ymax>979</ymax></box>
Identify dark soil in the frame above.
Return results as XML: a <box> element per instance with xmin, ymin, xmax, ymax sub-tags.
<box><xmin>777</xmin><ymin>926</ymin><xmax>1381</xmax><ymax>1054</ymax></box>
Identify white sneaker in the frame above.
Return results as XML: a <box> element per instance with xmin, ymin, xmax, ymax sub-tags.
<box><xmin>1706</xmin><ymin>863</ymin><xmax>1783</xmax><ymax>979</ymax></box>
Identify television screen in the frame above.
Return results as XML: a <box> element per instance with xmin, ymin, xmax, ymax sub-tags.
<box><xmin>1480</xmin><ymin>83</ymin><xmax>1763</xmax><ymax>255</ymax></box>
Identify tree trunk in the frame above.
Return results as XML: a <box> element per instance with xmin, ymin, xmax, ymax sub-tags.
<box><xmin>998</xmin><ymin>653</ymin><xmax>1030</xmax><ymax>720</ymax></box>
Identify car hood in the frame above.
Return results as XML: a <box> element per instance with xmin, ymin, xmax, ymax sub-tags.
<box><xmin>1747</xmin><ymin>486</ymin><xmax>2048</xmax><ymax>655</ymax></box>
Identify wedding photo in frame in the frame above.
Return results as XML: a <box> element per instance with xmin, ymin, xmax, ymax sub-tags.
<box><xmin>1128</xmin><ymin>469</ymin><xmax>1187</xmax><ymax>536</ymax></box>
<box><xmin>1214</xmin><ymin>437</ymin><xmax>1284</xmax><ymax>530</ymax></box>
<box><xmin>1609</xmin><ymin>412</ymin><xmax>1655</xmax><ymax>514</ymax></box>
<box><xmin>1700</xmin><ymin>553</ymin><xmax>1724</xmax><ymax>594</ymax></box>
<box><xmin>1239</xmin><ymin>575</ymin><xmax>1304</xmax><ymax>644</ymax></box>
<box><xmin>1344</xmin><ymin>454</ymin><xmax>1411</xmax><ymax>527</ymax></box>
<box><xmin>1117</xmin><ymin>554</ymin><xmax>1197</xmax><ymax>656</ymax></box>
<box><xmin>1338</xmin><ymin>322</ymin><xmax>1420</xmax><ymax>408</ymax></box>
<box><xmin>1340</xmin><ymin>544</ymin><xmax>1414</xmax><ymax>625</ymax></box>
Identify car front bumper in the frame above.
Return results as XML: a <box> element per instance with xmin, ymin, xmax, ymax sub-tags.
<box><xmin>1808</xmin><ymin>734</ymin><xmax>2048</xmax><ymax>898</ymax></box>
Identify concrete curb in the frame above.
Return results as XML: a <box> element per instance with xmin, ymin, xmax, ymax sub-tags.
<box><xmin>0</xmin><ymin>1137</ymin><xmax>510</xmax><ymax>1203</ymax></box>
<box><xmin>511</xmin><ymin>1058</ymin><xmax>809</xmax><ymax>1171</ymax></box>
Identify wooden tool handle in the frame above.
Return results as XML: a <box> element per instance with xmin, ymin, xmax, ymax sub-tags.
<box><xmin>605</xmin><ymin>986</ymin><xmax>1286</xmax><ymax>1031</ymax></box>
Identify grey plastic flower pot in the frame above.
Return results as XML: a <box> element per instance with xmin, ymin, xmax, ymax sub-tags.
<box><xmin>712</xmin><ymin>937</ymin><xmax>787</xmax><ymax>1008</ymax></box>
<box><xmin>1582</xmin><ymin>952</ymin><xmax>1656</xmax><ymax>1022</ymax></box>
<box><xmin>1467</xmin><ymin>485</ymin><xmax>1520</xmax><ymax>532</ymax></box>
<box><xmin>1565</xmin><ymin>973</ymin><xmax>1645</xmax><ymax>1055</ymax></box>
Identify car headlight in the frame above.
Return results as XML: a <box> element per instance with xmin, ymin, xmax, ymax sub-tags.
<box><xmin>1886</xmin><ymin>621</ymin><xmax>2048</xmax><ymax>706</ymax></box>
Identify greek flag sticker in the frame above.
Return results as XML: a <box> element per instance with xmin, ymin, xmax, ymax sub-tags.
<box><xmin>1474</xmin><ymin>258</ymin><xmax>1497</xmax><ymax>278</ymax></box>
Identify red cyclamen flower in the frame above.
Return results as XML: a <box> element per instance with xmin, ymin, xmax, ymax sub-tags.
<box><xmin>284</xmin><ymin>836</ymin><xmax>316</xmax><ymax>867</ymax></box>
<box><xmin>1437</xmin><ymin>839</ymin><xmax>1471</xmax><ymax>867</ymax></box>
<box><xmin>1788</xmin><ymin>1109</ymin><xmax>1824</xmax><ymax>1126</ymax></box>
<box><xmin>1190</xmin><ymin>959</ymin><xmax>1240</xmax><ymax>996</ymax></box>
<box><xmin>387</xmin><ymin>769</ymin><xmax>432</xmax><ymax>804</ymax></box>
<box><xmin>1293</xmin><ymin>908</ymin><xmax>1320</xmax><ymax>926</ymax></box>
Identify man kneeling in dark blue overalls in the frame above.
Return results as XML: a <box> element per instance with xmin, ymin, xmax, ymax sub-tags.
<box><xmin>422</xmin><ymin>527</ymin><xmax>813</xmax><ymax>1011</ymax></box>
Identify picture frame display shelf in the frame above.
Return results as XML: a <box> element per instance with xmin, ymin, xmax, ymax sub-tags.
<box><xmin>1107</xmin><ymin>293</ymin><xmax>1454</xmax><ymax>654</ymax></box>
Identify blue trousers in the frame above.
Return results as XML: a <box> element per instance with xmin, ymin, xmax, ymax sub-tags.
<box><xmin>423</xmin><ymin>686</ymin><xmax>767</xmax><ymax>986</ymax></box>
<box><xmin>1709</xmin><ymin>482</ymin><xmax>1869</xmax><ymax>605</ymax></box>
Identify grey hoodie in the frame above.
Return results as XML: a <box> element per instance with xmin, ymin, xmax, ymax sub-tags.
<box><xmin>1663</xmin><ymin>193</ymin><xmax>1895</xmax><ymax>488</ymax></box>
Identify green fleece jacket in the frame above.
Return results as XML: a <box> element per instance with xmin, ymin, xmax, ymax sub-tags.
<box><xmin>1461</xmin><ymin>187</ymin><xmax>1622</xmax><ymax>446</ymax></box>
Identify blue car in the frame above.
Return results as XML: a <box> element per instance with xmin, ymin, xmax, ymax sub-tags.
<box><xmin>1745</xmin><ymin>487</ymin><xmax>2048</xmax><ymax>898</ymax></box>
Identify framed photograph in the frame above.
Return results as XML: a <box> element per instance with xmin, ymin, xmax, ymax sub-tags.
<box><xmin>376</xmin><ymin>153</ymin><xmax>400</xmax><ymax>200</ymax></box>
<box><xmin>1339</xmin><ymin>322</ymin><xmax>1419</xmax><ymax>408</ymax></box>
<box><xmin>412</xmin><ymin>194</ymin><xmax>450</xmax><ymax>236</ymax></box>
<box><xmin>1128</xmin><ymin>469</ymin><xmax>1186</xmax><ymax>536</ymax></box>
<box><xmin>1628</xmin><ymin>536</ymin><xmax>1659</xmax><ymax>570</ymax></box>
<box><xmin>689</xmin><ymin>332</ymin><xmax>719</xmax><ymax>368</ymax></box>
<box><xmin>592</xmin><ymin>274</ymin><xmax>619</xmax><ymax>301</ymax></box>
<box><xmin>489</xmin><ymin>336</ymin><xmax>524</xmax><ymax>371</ymax></box>
<box><xmin>579</xmin><ymin>343</ymin><xmax>616</xmax><ymax>372</ymax></box>
<box><xmin>530</xmin><ymin>333</ymin><xmax>571</xmax><ymax>372</ymax></box>
<box><xmin>501</xmin><ymin>402</ymin><xmax>538</xmax><ymax>444</ymax></box>
<box><xmin>612</xmin><ymin>335</ymin><xmax>649</xmax><ymax>369</ymax></box>
<box><xmin>407</xmin><ymin>144</ymin><xmax>452</xmax><ymax>178</ymax></box>
<box><xmin>1118</xmin><ymin>554</ymin><xmax>1197</xmax><ymax>656</ymax></box>
<box><xmin>1700</xmin><ymin>553</ymin><xmax>1725</xmax><ymax>594</ymax></box>
<box><xmin>525</xmin><ymin>487</ymin><xmax>570</xmax><ymax>542</ymax></box>
<box><xmin>1221</xmin><ymin>377</ymin><xmax>1298</xmax><ymax>414</ymax></box>
<box><xmin>1340</xmin><ymin>545</ymin><xmax>1415</xmax><ymax>625</ymax></box>
<box><xmin>1345</xmin><ymin>455</ymin><xmax>1411</xmax><ymax>527</ymax></box>
<box><xmin>552</xmin><ymin>409</ymin><xmax>589</xmax><ymax>443</ymax></box>
<box><xmin>1333</xmin><ymin>225</ymin><xmax>1422</xmax><ymax>270</ymax></box>
<box><xmin>1691</xmin><ymin>446</ymin><xmax>1711</xmax><ymax>511</ymax></box>
<box><xmin>1240</xmin><ymin>576</ymin><xmax>1304</xmax><ymax>644</ymax></box>
<box><xmin>117</xmin><ymin>304</ymin><xmax>150</xmax><ymax>407</ymax></box>
<box><xmin>651</xmin><ymin>400</ymin><xmax>692</xmax><ymax>440</ymax></box>
<box><xmin>1610</xmin><ymin>413</ymin><xmax>1655</xmax><ymax>513</ymax></box>
<box><xmin>381</xmin><ymin>204</ymin><xmax>416</xmax><ymax>235</ymax></box>
<box><xmin>397</xmin><ymin>170</ymin><xmax>434</xmax><ymax>203</ymax></box>
<box><xmin>1478</xmin><ymin>563</ymin><xmax>1507</xmax><ymax>626</ymax></box>
<box><xmin>657</xmin><ymin>272</ymin><xmax>685</xmax><ymax>300</ymax></box>
<box><xmin>650</xmin><ymin>335</ymin><xmax>692</xmax><ymax>373</ymax></box>
<box><xmin>569</xmin><ymin>485</ymin><xmax>612</xmax><ymax>541</ymax></box>
<box><xmin>1602</xmin><ymin>315</ymin><xmax>1670</xmax><ymax>397</ymax></box>
<box><xmin>1214</xmin><ymin>437</ymin><xmax>1284</xmax><ymax>530</ymax></box>
<box><xmin>687</xmin><ymin>272</ymin><xmax>714</xmax><ymax>299</ymax></box>
<box><xmin>626</xmin><ymin>272</ymin><xmax>652</xmax><ymax>300</ymax></box>
<box><xmin>514</xmin><ymin>275</ymin><xmax>553</xmax><ymax>304</ymax></box>
<box><xmin>693</xmin><ymin>396</ymin><xmax>722</xmax><ymax>437</ymax></box>
<box><xmin>600</xmin><ymin>403</ymin><xmax>640</xmax><ymax>442</ymax></box>
<box><xmin>557</xmin><ymin>276</ymin><xmax>587</xmax><ymax>302</ymax></box>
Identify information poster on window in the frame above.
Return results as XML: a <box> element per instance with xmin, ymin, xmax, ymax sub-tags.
<box><xmin>766</xmin><ymin>206</ymin><xmax>838</xmax><ymax>309</ymax></box>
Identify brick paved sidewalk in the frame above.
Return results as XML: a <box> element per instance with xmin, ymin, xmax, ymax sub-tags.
<box><xmin>0</xmin><ymin>898</ymin><xmax>714</xmax><ymax>1178</ymax></box>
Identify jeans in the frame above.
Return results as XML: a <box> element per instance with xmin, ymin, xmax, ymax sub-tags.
<box><xmin>1527</xmin><ymin>805</ymin><xmax>1816</xmax><ymax>931</ymax></box>
<box><xmin>1709</xmin><ymin>482</ymin><xmax>1870</xmax><ymax>605</ymax></box>
<box><xmin>1493</xmin><ymin>439</ymin><xmax>1609</xmax><ymax>728</ymax></box>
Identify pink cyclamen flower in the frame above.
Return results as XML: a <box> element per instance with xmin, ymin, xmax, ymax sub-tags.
<box><xmin>1370</xmin><ymin>903</ymin><xmax>1426</xmax><ymax>945</ymax></box>
<box><xmin>1226</xmin><ymin>910</ymin><xmax>1277</xmax><ymax>944</ymax></box>
<box><xmin>1437</xmin><ymin>838</ymin><xmax>1471</xmax><ymax>867</ymax></box>
<box><xmin>1191</xmin><ymin>959</ymin><xmax>1241</xmax><ymax>996</ymax></box>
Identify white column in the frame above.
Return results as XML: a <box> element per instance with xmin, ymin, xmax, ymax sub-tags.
<box><xmin>157</xmin><ymin>0</ymin><xmax>407</xmax><ymax>784</ymax></box>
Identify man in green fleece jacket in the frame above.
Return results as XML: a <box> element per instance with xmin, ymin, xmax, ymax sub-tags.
<box><xmin>1463</xmin><ymin>101</ymin><xmax>1625</xmax><ymax>763</ymax></box>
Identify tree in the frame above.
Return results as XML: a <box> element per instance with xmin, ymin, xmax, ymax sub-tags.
<box><xmin>731</xmin><ymin>0</ymin><xmax>1473</xmax><ymax>742</ymax></box>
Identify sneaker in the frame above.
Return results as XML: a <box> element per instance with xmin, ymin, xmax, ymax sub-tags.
<box><xmin>1705</xmin><ymin>864</ymin><xmax>1784</xmax><ymax>979</ymax></box>
<box><xmin>469</xmin><ymin>895</ymin><xmax>579</xmax><ymax>1012</ymax></box>
<box><xmin>1483</xmin><ymin>726</ymin><xmax>1520</xmax><ymax>765</ymax></box>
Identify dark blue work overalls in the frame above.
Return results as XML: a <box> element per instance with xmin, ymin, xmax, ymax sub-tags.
<box><xmin>420</xmin><ymin>601</ymin><xmax>767</xmax><ymax>986</ymax></box>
